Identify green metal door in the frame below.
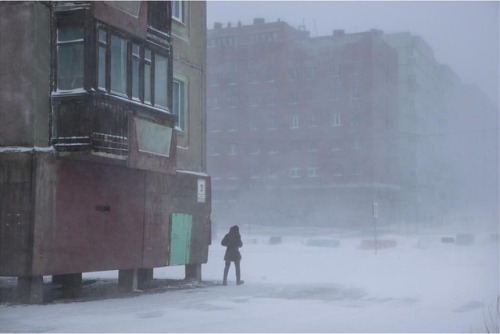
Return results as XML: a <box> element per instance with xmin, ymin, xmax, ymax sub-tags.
<box><xmin>169</xmin><ymin>213</ymin><xmax>192</xmax><ymax>265</ymax></box>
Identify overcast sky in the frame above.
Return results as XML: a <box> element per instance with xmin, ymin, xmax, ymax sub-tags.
<box><xmin>207</xmin><ymin>1</ymin><xmax>499</xmax><ymax>107</ymax></box>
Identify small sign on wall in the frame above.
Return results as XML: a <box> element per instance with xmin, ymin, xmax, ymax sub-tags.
<box><xmin>197</xmin><ymin>179</ymin><xmax>206</xmax><ymax>203</ymax></box>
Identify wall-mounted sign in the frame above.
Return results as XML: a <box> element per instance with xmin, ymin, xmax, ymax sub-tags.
<box><xmin>197</xmin><ymin>179</ymin><xmax>206</xmax><ymax>203</ymax></box>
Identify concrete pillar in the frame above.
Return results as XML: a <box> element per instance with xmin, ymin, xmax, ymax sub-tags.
<box><xmin>52</xmin><ymin>273</ymin><xmax>82</xmax><ymax>298</ymax></box>
<box><xmin>118</xmin><ymin>269</ymin><xmax>138</xmax><ymax>292</ymax></box>
<box><xmin>185</xmin><ymin>264</ymin><xmax>201</xmax><ymax>281</ymax></box>
<box><xmin>137</xmin><ymin>268</ymin><xmax>153</xmax><ymax>290</ymax></box>
<box><xmin>17</xmin><ymin>276</ymin><xmax>44</xmax><ymax>304</ymax></box>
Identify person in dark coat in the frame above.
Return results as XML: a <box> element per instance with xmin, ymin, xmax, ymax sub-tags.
<box><xmin>221</xmin><ymin>225</ymin><xmax>244</xmax><ymax>285</ymax></box>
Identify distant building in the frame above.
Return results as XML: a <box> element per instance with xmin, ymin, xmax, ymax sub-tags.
<box><xmin>0</xmin><ymin>1</ymin><xmax>211</xmax><ymax>303</ymax></box>
<box><xmin>443</xmin><ymin>83</ymin><xmax>499</xmax><ymax>229</ymax></box>
<box><xmin>207</xmin><ymin>20</ymin><xmax>400</xmax><ymax>229</ymax></box>
<box><xmin>382</xmin><ymin>32</ymin><xmax>499</xmax><ymax>229</ymax></box>
<box><xmin>207</xmin><ymin>19</ymin><xmax>498</xmax><ymax>232</ymax></box>
<box><xmin>382</xmin><ymin>33</ymin><xmax>459</xmax><ymax>227</ymax></box>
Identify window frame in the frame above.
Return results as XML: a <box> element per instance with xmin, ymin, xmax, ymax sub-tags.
<box><xmin>95</xmin><ymin>22</ymin><xmax>172</xmax><ymax>112</ymax></box>
<box><xmin>172</xmin><ymin>78</ymin><xmax>187</xmax><ymax>131</ymax></box>
<box><xmin>332</xmin><ymin>112</ymin><xmax>342</xmax><ymax>127</ymax></box>
<box><xmin>53</xmin><ymin>8</ymin><xmax>88</xmax><ymax>93</ymax></box>
<box><xmin>290</xmin><ymin>167</ymin><xmax>301</xmax><ymax>178</ymax></box>
<box><xmin>172</xmin><ymin>0</ymin><xmax>184</xmax><ymax>23</ymax></box>
<box><xmin>308</xmin><ymin>167</ymin><xmax>319</xmax><ymax>178</ymax></box>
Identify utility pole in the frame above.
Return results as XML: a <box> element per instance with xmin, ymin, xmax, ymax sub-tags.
<box><xmin>373</xmin><ymin>201</ymin><xmax>379</xmax><ymax>255</ymax></box>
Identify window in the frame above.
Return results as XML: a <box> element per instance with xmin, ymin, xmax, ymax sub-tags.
<box><xmin>131</xmin><ymin>44</ymin><xmax>140</xmax><ymax>100</ymax></box>
<box><xmin>213</xmin><ymin>97</ymin><xmax>220</xmax><ymax>109</ymax></box>
<box><xmin>229</xmin><ymin>144</ymin><xmax>238</xmax><ymax>156</ymax></box>
<box><xmin>267</xmin><ymin>117</ymin><xmax>277</xmax><ymax>130</ymax></box>
<box><xmin>56</xmin><ymin>25</ymin><xmax>84</xmax><ymax>90</ymax></box>
<box><xmin>209</xmin><ymin>146</ymin><xmax>221</xmax><ymax>156</ymax></box>
<box><xmin>250</xmin><ymin>172</ymin><xmax>262</xmax><ymax>180</ymax></box>
<box><xmin>251</xmin><ymin>146</ymin><xmax>261</xmax><ymax>155</ymax></box>
<box><xmin>266</xmin><ymin>91</ymin><xmax>276</xmax><ymax>106</ymax></box>
<box><xmin>290</xmin><ymin>167</ymin><xmax>301</xmax><ymax>178</ymax></box>
<box><xmin>227</xmin><ymin>118</ymin><xmax>238</xmax><ymax>132</ymax></box>
<box><xmin>96</xmin><ymin>25</ymin><xmax>170</xmax><ymax>111</ymax></box>
<box><xmin>97</xmin><ymin>28</ymin><xmax>107</xmax><ymax>89</ymax></box>
<box><xmin>308</xmin><ymin>141</ymin><xmax>319</xmax><ymax>152</ymax></box>
<box><xmin>290</xmin><ymin>116</ymin><xmax>299</xmax><ymax>129</ymax></box>
<box><xmin>306</xmin><ymin>67</ymin><xmax>316</xmax><ymax>81</ymax></box>
<box><xmin>250</xmin><ymin>96</ymin><xmax>259</xmax><ymax>107</ymax></box>
<box><xmin>267</xmin><ymin>172</ymin><xmax>278</xmax><ymax>180</ymax></box>
<box><xmin>172</xmin><ymin>0</ymin><xmax>184</xmax><ymax>22</ymax></box>
<box><xmin>110</xmin><ymin>34</ymin><xmax>127</xmax><ymax>95</ymax></box>
<box><xmin>353</xmin><ymin>137</ymin><xmax>360</xmax><ymax>150</ymax></box>
<box><xmin>227</xmin><ymin>94</ymin><xmax>238</xmax><ymax>108</ymax></box>
<box><xmin>267</xmin><ymin>147</ymin><xmax>278</xmax><ymax>155</ymax></box>
<box><xmin>154</xmin><ymin>54</ymin><xmax>168</xmax><ymax>108</ymax></box>
<box><xmin>351</xmin><ymin>87</ymin><xmax>361</xmax><ymax>101</ymax></box>
<box><xmin>249</xmin><ymin>68</ymin><xmax>259</xmax><ymax>83</ymax></box>
<box><xmin>331</xmin><ymin>64</ymin><xmax>340</xmax><ymax>78</ymax></box>
<box><xmin>309</xmin><ymin>115</ymin><xmax>318</xmax><ymax>128</ymax></box>
<box><xmin>308</xmin><ymin>167</ymin><xmax>319</xmax><ymax>177</ymax></box>
<box><xmin>227</xmin><ymin>72</ymin><xmax>237</xmax><ymax>85</ymax></box>
<box><xmin>266</xmin><ymin>69</ymin><xmax>275</xmax><ymax>82</ymax></box>
<box><xmin>332</xmin><ymin>112</ymin><xmax>342</xmax><ymax>127</ymax></box>
<box><xmin>173</xmin><ymin>79</ymin><xmax>186</xmax><ymax>131</ymax></box>
<box><xmin>148</xmin><ymin>1</ymin><xmax>171</xmax><ymax>35</ymax></box>
<box><xmin>144</xmin><ymin>49</ymin><xmax>152</xmax><ymax>103</ymax></box>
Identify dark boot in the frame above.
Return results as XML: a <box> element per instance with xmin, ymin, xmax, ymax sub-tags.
<box><xmin>223</xmin><ymin>262</ymin><xmax>230</xmax><ymax>285</ymax></box>
<box><xmin>235</xmin><ymin>260</ymin><xmax>243</xmax><ymax>285</ymax></box>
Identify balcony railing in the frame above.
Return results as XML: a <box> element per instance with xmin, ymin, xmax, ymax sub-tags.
<box><xmin>51</xmin><ymin>92</ymin><xmax>175</xmax><ymax>160</ymax></box>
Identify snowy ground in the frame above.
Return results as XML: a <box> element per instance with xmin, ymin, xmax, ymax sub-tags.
<box><xmin>1</xmin><ymin>227</ymin><xmax>499</xmax><ymax>333</ymax></box>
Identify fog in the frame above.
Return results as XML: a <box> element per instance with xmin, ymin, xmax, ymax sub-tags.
<box><xmin>1</xmin><ymin>227</ymin><xmax>498</xmax><ymax>332</ymax></box>
<box><xmin>203</xmin><ymin>4</ymin><xmax>499</xmax><ymax>331</ymax></box>
<box><xmin>1</xmin><ymin>2</ymin><xmax>498</xmax><ymax>333</ymax></box>
<box><xmin>207</xmin><ymin>1</ymin><xmax>499</xmax><ymax>107</ymax></box>
<box><xmin>206</xmin><ymin>0</ymin><xmax>499</xmax><ymax>234</ymax></box>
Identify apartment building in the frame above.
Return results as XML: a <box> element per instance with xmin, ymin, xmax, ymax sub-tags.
<box><xmin>0</xmin><ymin>1</ymin><xmax>210</xmax><ymax>303</ymax></box>
<box><xmin>207</xmin><ymin>20</ymin><xmax>399</xmax><ymax>229</ymax></box>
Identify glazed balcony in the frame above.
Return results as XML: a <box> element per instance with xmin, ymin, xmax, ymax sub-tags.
<box><xmin>51</xmin><ymin>92</ymin><xmax>177</xmax><ymax>173</ymax></box>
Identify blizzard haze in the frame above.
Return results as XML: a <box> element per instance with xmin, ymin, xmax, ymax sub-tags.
<box><xmin>207</xmin><ymin>0</ymin><xmax>500</xmax><ymax>107</ymax></box>
<box><xmin>1</xmin><ymin>228</ymin><xmax>499</xmax><ymax>333</ymax></box>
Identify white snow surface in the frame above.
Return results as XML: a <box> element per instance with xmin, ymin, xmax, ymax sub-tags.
<box><xmin>1</xmin><ymin>227</ymin><xmax>498</xmax><ymax>333</ymax></box>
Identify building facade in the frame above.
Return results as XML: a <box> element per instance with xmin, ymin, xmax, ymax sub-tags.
<box><xmin>382</xmin><ymin>32</ymin><xmax>499</xmax><ymax>230</ymax></box>
<box><xmin>207</xmin><ymin>20</ymin><xmax>400</xmax><ymax>229</ymax></box>
<box><xmin>382</xmin><ymin>33</ymin><xmax>458</xmax><ymax>228</ymax></box>
<box><xmin>0</xmin><ymin>1</ymin><xmax>210</xmax><ymax>303</ymax></box>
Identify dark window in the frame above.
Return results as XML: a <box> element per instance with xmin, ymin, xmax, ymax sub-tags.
<box><xmin>144</xmin><ymin>48</ymin><xmax>152</xmax><ymax>103</ymax></box>
<box><xmin>97</xmin><ymin>28</ymin><xmax>107</xmax><ymax>89</ymax></box>
<box><xmin>148</xmin><ymin>1</ymin><xmax>171</xmax><ymax>35</ymax></box>
<box><xmin>56</xmin><ymin>25</ymin><xmax>84</xmax><ymax>90</ymax></box>
<box><xmin>131</xmin><ymin>44</ymin><xmax>140</xmax><ymax>100</ymax></box>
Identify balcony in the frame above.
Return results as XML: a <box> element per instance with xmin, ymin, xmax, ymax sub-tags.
<box><xmin>51</xmin><ymin>92</ymin><xmax>177</xmax><ymax>173</ymax></box>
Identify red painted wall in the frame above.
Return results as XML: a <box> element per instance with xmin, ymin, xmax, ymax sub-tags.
<box><xmin>36</xmin><ymin>159</ymin><xmax>147</xmax><ymax>275</ymax></box>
